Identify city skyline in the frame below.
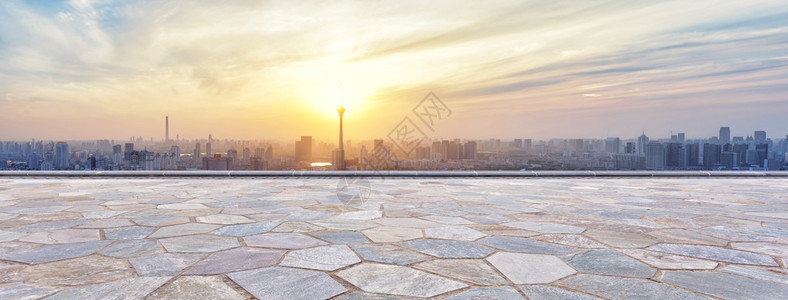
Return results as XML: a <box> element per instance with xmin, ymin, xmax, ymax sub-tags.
<box><xmin>1</xmin><ymin>1</ymin><xmax>787</xmax><ymax>140</ymax></box>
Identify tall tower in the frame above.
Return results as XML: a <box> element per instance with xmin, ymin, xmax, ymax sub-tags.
<box><xmin>719</xmin><ymin>127</ymin><xmax>730</xmax><ymax>145</ymax></box>
<box><xmin>336</xmin><ymin>106</ymin><xmax>346</xmax><ymax>170</ymax></box>
<box><xmin>165</xmin><ymin>116</ymin><xmax>169</xmax><ymax>142</ymax></box>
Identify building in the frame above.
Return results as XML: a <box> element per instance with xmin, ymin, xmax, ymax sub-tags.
<box><xmin>666</xmin><ymin>142</ymin><xmax>685</xmax><ymax>168</ymax></box>
<box><xmin>637</xmin><ymin>132</ymin><xmax>649</xmax><ymax>156</ymax></box>
<box><xmin>677</xmin><ymin>133</ymin><xmax>685</xmax><ymax>144</ymax></box>
<box><xmin>720</xmin><ymin>152</ymin><xmax>738</xmax><ymax>169</ymax></box>
<box><xmin>754</xmin><ymin>131</ymin><xmax>766</xmax><ymax>143</ymax></box>
<box><xmin>295</xmin><ymin>136</ymin><xmax>313</xmax><ymax>163</ymax></box>
<box><xmin>624</xmin><ymin>142</ymin><xmax>636</xmax><ymax>154</ymax></box>
<box><xmin>463</xmin><ymin>141</ymin><xmax>477</xmax><ymax>160</ymax></box>
<box><xmin>755</xmin><ymin>143</ymin><xmax>768</xmax><ymax>167</ymax></box>
<box><xmin>55</xmin><ymin>142</ymin><xmax>69</xmax><ymax>169</ymax></box>
<box><xmin>703</xmin><ymin>143</ymin><xmax>721</xmax><ymax>169</ymax></box>
<box><xmin>203</xmin><ymin>154</ymin><xmax>233</xmax><ymax>170</ymax></box>
<box><xmin>28</xmin><ymin>153</ymin><xmax>40</xmax><ymax>170</ymax></box>
<box><xmin>194</xmin><ymin>143</ymin><xmax>201</xmax><ymax>165</ymax></box>
<box><xmin>719</xmin><ymin>127</ymin><xmax>730</xmax><ymax>145</ymax></box>
<box><xmin>645</xmin><ymin>142</ymin><xmax>665</xmax><ymax>170</ymax></box>
<box><xmin>605</xmin><ymin>137</ymin><xmax>620</xmax><ymax>154</ymax></box>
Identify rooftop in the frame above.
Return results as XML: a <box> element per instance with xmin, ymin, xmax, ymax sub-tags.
<box><xmin>0</xmin><ymin>176</ymin><xmax>786</xmax><ymax>299</ymax></box>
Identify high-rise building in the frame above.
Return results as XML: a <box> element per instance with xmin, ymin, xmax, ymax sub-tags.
<box><xmin>686</xmin><ymin>143</ymin><xmax>700</xmax><ymax>166</ymax></box>
<box><xmin>605</xmin><ymin>137</ymin><xmax>620</xmax><ymax>154</ymax></box>
<box><xmin>703</xmin><ymin>143</ymin><xmax>722</xmax><ymax>169</ymax></box>
<box><xmin>624</xmin><ymin>142</ymin><xmax>636</xmax><ymax>154</ymax></box>
<box><xmin>754</xmin><ymin>131</ymin><xmax>766</xmax><ymax>143</ymax></box>
<box><xmin>677</xmin><ymin>133</ymin><xmax>685</xmax><ymax>144</ymax></box>
<box><xmin>55</xmin><ymin>142</ymin><xmax>69</xmax><ymax>169</ymax></box>
<box><xmin>28</xmin><ymin>153</ymin><xmax>40</xmax><ymax>170</ymax></box>
<box><xmin>719</xmin><ymin>127</ymin><xmax>730</xmax><ymax>145</ymax></box>
<box><xmin>645</xmin><ymin>142</ymin><xmax>665</xmax><ymax>170</ymax></box>
<box><xmin>755</xmin><ymin>143</ymin><xmax>768</xmax><ymax>167</ymax></box>
<box><xmin>523</xmin><ymin>139</ymin><xmax>532</xmax><ymax>151</ymax></box>
<box><xmin>720</xmin><ymin>152</ymin><xmax>738</xmax><ymax>169</ymax></box>
<box><xmin>295</xmin><ymin>136</ymin><xmax>313</xmax><ymax>163</ymax></box>
<box><xmin>194</xmin><ymin>143</ymin><xmax>201</xmax><ymax>162</ymax></box>
<box><xmin>165</xmin><ymin>116</ymin><xmax>169</xmax><ymax>142</ymax></box>
<box><xmin>513</xmin><ymin>139</ymin><xmax>523</xmax><ymax>149</ymax></box>
<box><xmin>242</xmin><ymin>148</ymin><xmax>250</xmax><ymax>164</ymax></box>
<box><xmin>463</xmin><ymin>141</ymin><xmax>477</xmax><ymax>160</ymax></box>
<box><xmin>637</xmin><ymin>132</ymin><xmax>649</xmax><ymax>156</ymax></box>
<box><xmin>666</xmin><ymin>142</ymin><xmax>684</xmax><ymax>168</ymax></box>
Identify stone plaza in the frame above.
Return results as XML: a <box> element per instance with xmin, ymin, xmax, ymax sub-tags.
<box><xmin>0</xmin><ymin>177</ymin><xmax>786</xmax><ymax>299</ymax></box>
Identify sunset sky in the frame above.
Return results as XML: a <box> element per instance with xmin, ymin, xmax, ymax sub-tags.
<box><xmin>1</xmin><ymin>0</ymin><xmax>786</xmax><ymax>141</ymax></box>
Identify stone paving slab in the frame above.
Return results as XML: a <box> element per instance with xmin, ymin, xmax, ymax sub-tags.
<box><xmin>0</xmin><ymin>178</ymin><xmax>786</xmax><ymax>299</ymax></box>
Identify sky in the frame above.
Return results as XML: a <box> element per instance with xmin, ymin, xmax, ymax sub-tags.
<box><xmin>1</xmin><ymin>0</ymin><xmax>787</xmax><ymax>142</ymax></box>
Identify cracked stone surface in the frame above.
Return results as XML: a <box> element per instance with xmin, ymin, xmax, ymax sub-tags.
<box><xmin>0</xmin><ymin>178</ymin><xmax>785</xmax><ymax>299</ymax></box>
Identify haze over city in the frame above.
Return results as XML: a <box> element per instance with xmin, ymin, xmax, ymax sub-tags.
<box><xmin>1</xmin><ymin>0</ymin><xmax>787</xmax><ymax>141</ymax></box>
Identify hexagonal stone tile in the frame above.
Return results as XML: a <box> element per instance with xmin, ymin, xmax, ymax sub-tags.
<box><xmin>243</xmin><ymin>233</ymin><xmax>327</xmax><ymax>249</ymax></box>
<box><xmin>310</xmin><ymin>219</ymin><xmax>377</xmax><ymax>231</ymax></box>
<box><xmin>561</xmin><ymin>274</ymin><xmax>708</xmax><ymax>300</ymax></box>
<box><xmin>104</xmin><ymin>226</ymin><xmax>156</xmax><ymax>239</ymax></box>
<box><xmin>229</xmin><ymin>267</ymin><xmax>346</xmax><ymax>300</ymax></box>
<box><xmin>662</xmin><ymin>271</ymin><xmax>788</xmax><ymax>299</ymax></box>
<box><xmin>158</xmin><ymin>203</ymin><xmax>208</xmax><ymax>210</ymax></box>
<box><xmin>414</xmin><ymin>259</ymin><xmax>508</xmax><ymax>285</ymax></box>
<box><xmin>425</xmin><ymin>225</ymin><xmax>486</xmax><ymax>241</ymax></box>
<box><xmin>44</xmin><ymin>276</ymin><xmax>171</xmax><ymax>300</ymax></box>
<box><xmin>336</xmin><ymin>210</ymin><xmax>382</xmax><ymax>220</ymax></box>
<box><xmin>19</xmin><ymin>255</ymin><xmax>133</xmax><ymax>287</ymax></box>
<box><xmin>648</xmin><ymin>244</ymin><xmax>778</xmax><ymax>266</ymax></box>
<box><xmin>313</xmin><ymin>232</ymin><xmax>369</xmax><ymax>243</ymax></box>
<box><xmin>159</xmin><ymin>235</ymin><xmax>239</xmax><ymax>253</ymax></box>
<box><xmin>351</xmin><ymin>244</ymin><xmax>429</xmax><ymax>265</ymax></box>
<box><xmin>519</xmin><ymin>285</ymin><xmax>599</xmax><ymax>300</ymax></box>
<box><xmin>421</xmin><ymin>215</ymin><xmax>474</xmax><ymax>225</ymax></box>
<box><xmin>131</xmin><ymin>216</ymin><xmax>189</xmax><ymax>227</ymax></box>
<box><xmin>336</xmin><ymin>291</ymin><xmax>400</xmax><ymax>300</ymax></box>
<box><xmin>0</xmin><ymin>230</ymin><xmax>24</xmax><ymax>242</ymax></box>
<box><xmin>478</xmin><ymin>236</ymin><xmax>577</xmax><ymax>255</ymax></box>
<box><xmin>75</xmin><ymin>218</ymin><xmax>135</xmax><ymax>229</ymax></box>
<box><xmin>146</xmin><ymin>276</ymin><xmax>245</xmax><ymax>300</ymax></box>
<box><xmin>584</xmin><ymin>229</ymin><xmax>657</xmax><ymax>248</ymax></box>
<box><xmin>401</xmin><ymin>239</ymin><xmax>494</xmax><ymax>258</ymax></box>
<box><xmin>99</xmin><ymin>239</ymin><xmax>160</xmax><ymax>258</ymax></box>
<box><xmin>619</xmin><ymin>249</ymin><xmax>718</xmax><ymax>270</ymax></box>
<box><xmin>19</xmin><ymin>229</ymin><xmax>101</xmax><ymax>244</ymax></box>
<box><xmin>280</xmin><ymin>245</ymin><xmax>361</xmax><ymax>271</ymax></box>
<box><xmin>185</xmin><ymin>247</ymin><xmax>284</xmax><ymax>274</ymax></box>
<box><xmin>130</xmin><ymin>253</ymin><xmax>204</xmax><ymax>276</ymax></box>
<box><xmin>566</xmin><ymin>250</ymin><xmax>656</xmax><ymax>278</ymax></box>
<box><xmin>447</xmin><ymin>287</ymin><xmax>524</xmax><ymax>300</ymax></box>
<box><xmin>270</xmin><ymin>222</ymin><xmax>325</xmax><ymax>232</ymax></box>
<box><xmin>504</xmin><ymin>221</ymin><xmax>584</xmax><ymax>233</ymax></box>
<box><xmin>531</xmin><ymin>234</ymin><xmax>607</xmax><ymax>249</ymax></box>
<box><xmin>148</xmin><ymin>223</ymin><xmax>222</xmax><ymax>238</ymax></box>
<box><xmin>12</xmin><ymin>219</ymin><xmax>88</xmax><ymax>232</ymax></box>
<box><xmin>362</xmin><ymin>226</ymin><xmax>422</xmax><ymax>243</ymax></box>
<box><xmin>196</xmin><ymin>214</ymin><xmax>254</xmax><ymax>224</ymax></box>
<box><xmin>0</xmin><ymin>240</ymin><xmax>112</xmax><ymax>264</ymax></box>
<box><xmin>730</xmin><ymin>242</ymin><xmax>788</xmax><ymax>257</ymax></box>
<box><xmin>337</xmin><ymin>263</ymin><xmax>467</xmax><ymax>298</ymax></box>
<box><xmin>374</xmin><ymin>218</ymin><xmax>441</xmax><ymax>228</ymax></box>
<box><xmin>211</xmin><ymin>222</ymin><xmax>280</xmax><ymax>236</ymax></box>
<box><xmin>647</xmin><ymin>229</ymin><xmax>727</xmax><ymax>246</ymax></box>
<box><xmin>722</xmin><ymin>265</ymin><xmax>788</xmax><ymax>285</ymax></box>
<box><xmin>487</xmin><ymin>252</ymin><xmax>576</xmax><ymax>284</ymax></box>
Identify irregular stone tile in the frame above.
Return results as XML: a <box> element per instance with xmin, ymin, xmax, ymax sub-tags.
<box><xmin>285</xmin><ymin>210</ymin><xmax>334</xmax><ymax>221</ymax></box>
<box><xmin>195</xmin><ymin>214</ymin><xmax>254</xmax><ymax>224</ymax></box>
<box><xmin>148</xmin><ymin>223</ymin><xmax>222</xmax><ymax>238</ymax></box>
<box><xmin>130</xmin><ymin>253</ymin><xmax>204</xmax><ymax>276</ymax></box>
<box><xmin>75</xmin><ymin>218</ymin><xmax>134</xmax><ymax>229</ymax></box>
<box><xmin>532</xmin><ymin>234</ymin><xmax>606</xmax><ymax>248</ymax></box>
<box><xmin>0</xmin><ymin>240</ymin><xmax>112</xmax><ymax>264</ymax></box>
<box><xmin>313</xmin><ymin>232</ymin><xmax>369</xmax><ymax>243</ymax></box>
<box><xmin>158</xmin><ymin>203</ymin><xmax>208</xmax><ymax>210</ymax></box>
<box><xmin>519</xmin><ymin>285</ymin><xmax>599</xmax><ymax>300</ymax></box>
<box><xmin>722</xmin><ymin>265</ymin><xmax>788</xmax><ymax>285</ymax></box>
<box><xmin>336</xmin><ymin>210</ymin><xmax>383</xmax><ymax>220</ymax></box>
<box><xmin>362</xmin><ymin>226</ymin><xmax>422</xmax><ymax>243</ymax></box>
<box><xmin>19</xmin><ymin>229</ymin><xmax>101</xmax><ymax>244</ymax></box>
<box><xmin>648</xmin><ymin>244</ymin><xmax>778</xmax><ymax>266</ymax></box>
<box><xmin>221</xmin><ymin>207</ymin><xmax>259</xmax><ymax>215</ymax></box>
<box><xmin>561</xmin><ymin>274</ymin><xmax>709</xmax><ymax>300</ymax></box>
<box><xmin>478</xmin><ymin>236</ymin><xmax>577</xmax><ymax>255</ymax></box>
<box><xmin>662</xmin><ymin>271</ymin><xmax>788</xmax><ymax>300</ymax></box>
<box><xmin>463</xmin><ymin>214</ymin><xmax>513</xmax><ymax>224</ymax></box>
<box><xmin>104</xmin><ymin>226</ymin><xmax>156</xmax><ymax>239</ymax></box>
<box><xmin>567</xmin><ymin>249</ymin><xmax>656</xmax><ymax>278</ymax></box>
<box><xmin>98</xmin><ymin>239</ymin><xmax>159</xmax><ymax>258</ymax></box>
<box><xmin>337</xmin><ymin>263</ymin><xmax>467</xmax><ymax>298</ymax></box>
<box><xmin>374</xmin><ymin>218</ymin><xmax>441</xmax><ymax>228</ymax></box>
<box><xmin>211</xmin><ymin>222</ymin><xmax>280</xmax><ymax>236</ymax></box>
<box><xmin>270</xmin><ymin>221</ymin><xmax>325</xmax><ymax>232</ymax></box>
<box><xmin>730</xmin><ymin>242</ymin><xmax>788</xmax><ymax>257</ymax></box>
<box><xmin>159</xmin><ymin>235</ymin><xmax>239</xmax><ymax>253</ymax></box>
<box><xmin>647</xmin><ymin>229</ymin><xmax>727</xmax><ymax>246</ymax></box>
<box><xmin>147</xmin><ymin>276</ymin><xmax>245</xmax><ymax>300</ymax></box>
<box><xmin>471</xmin><ymin>224</ymin><xmax>539</xmax><ymax>237</ymax></box>
<box><xmin>420</xmin><ymin>215</ymin><xmax>474</xmax><ymax>225</ymax></box>
<box><xmin>619</xmin><ymin>249</ymin><xmax>718</xmax><ymax>270</ymax></box>
<box><xmin>229</xmin><ymin>267</ymin><xmax>346</xmax><ymax>300</ymax></box>
<box><xmin>0</xmin><ymin>284</ymin><xmax>56</xmax><ymax>299</ymax></box>
<box><xmin>81</xmin><ymin>211</ymin><xmax>126</xmax><ymax>219</ymax></box>
<box><xmin>0</xmin><ymin>230</ymin><xmax>24</xmax><ymax>242</ymax></box>
<box><xmin>131</xmin><ymin>216</ymin><xmax>189</xmax><ymax>227</ymax></box>
<box><xmin>487</xmin><ymin>252</ymin><xmax>576</xmax><ymax>284</ymax></box>
<box><xmin>352</xmin><ymin>244</ymin><xmax>429</xmax><ymax>265</ymax></box>
<box><xmin>424</xmin><ymin>225</ymin><xmax>486</xmax><ymax>241</ymax></box>
<box><xmin>0</xmin><ymin>261</ymin><xmax>26</xmax><ymax>283</ymax></box>
<box><xmin>414</xmin><ymin>259</ymin><xmax>508</xmax><ymax>285</ymax></box>
<box><xmin>20</xmin><ymin>255</ymin><xmax>133</xmax><ymax>287</ymax></box>
<box><xmin>336</xmin><ymin>291</ymin><xmax>400</xmax><ymax>300</ymax></box>
<box><xmin>185</xmin><ymin>247</ymin><xmax>284</xmax><ymax>274</ymax></box>
<box><xmin>45</xmin><ymin>276</ymin><xmax>170</xmax><ymax>300</ymax></box>
<box><xmin>584</xmin><ymin>229</ymin><xmax>657</xmax><ymax>248</ymax></box>
<box><xmin>309</xmin><ymin>219</ymin><xmax>376</xmax><ymax>231</ymax></box>
<box><xmin>401</xmin><ymin>239</ymin><xmax>494</xmax><ymax>258</ymax></box>
<box><xmin>244</xmin><ymin>232</ymin><xmax>327</xmax><ymax>249</ymax></box>
<box><xmin>12</xmin><ymin>219</ymin><xmax>88</xmax><ymax>232</ymax></box>
<box><xmin>447</xmin><ymin>287</ymin><xmax>524</xmax><ymax>300</ymax></box>
<box><xmin>504</xmin><ymin>221</ymin><xmax>584</xmax><ymax>233</ymax></box>
<box><xmin>280</xmin><ymin>245</ymin><xmax>361</xmax><ymax>271</ymax></box>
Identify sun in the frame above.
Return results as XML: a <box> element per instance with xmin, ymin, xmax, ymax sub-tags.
<box><xmin>295</xmin><ymin>62</ymin><xmax>376</xmax><ymax>118</ymax></box>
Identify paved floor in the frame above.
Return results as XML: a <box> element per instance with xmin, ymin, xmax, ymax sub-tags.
<box><xmin>0</xmin><ymin>178</ymin><xmax>786</xmax><ymax>299</ymax></box>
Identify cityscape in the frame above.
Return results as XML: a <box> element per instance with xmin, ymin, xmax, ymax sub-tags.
<box><xmin>1</xmin><ymin>116</ymin><xmax>785</xmax><ymax>171</ymax></box>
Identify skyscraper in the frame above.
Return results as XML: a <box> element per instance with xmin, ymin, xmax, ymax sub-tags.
<box><xmin>165</xmin><ymin>116</ymin><xmax>169</xmax><ymax>142</ymax></box>
<box><xmin>645</xmin><ymin>142</ymin><xmax>665</xmax><ymax>170</ymax></box>
<box><xmin>55</xmin><ymin>142</ymin><xmax>69</xmax><ymax>169</ymax></box>
<box><xmin>754</xmin><ymin>131</ymin><xmax>766</xmax><ymax>143</ymax></box>
<box><xmin>719</xmin><ymin>127</ymin><xmax>730</xmax><ymax>145</ymax></box>
<box><xmin>677</xmin><ymin>133</ymin><xmax>685</xmax><ymax>144</ymax></box>
<box><xmin>295</xmin><ymin>136</ymin><xmax>313</xmax><ymax>163</ymax></box>
<box><xmin>703</xmin><ymin>143</ymin><xmax>722</xmax><ymax>169</ymax></box>
<box><xmin>637</xmin><ymin>132</ymin><xmax>649</xmax><ymax>156</ymax></box>
<box><xmin>605</xmin><ymin>137</ymin><xmax>620</xmax><ymax>153</ymax></box>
